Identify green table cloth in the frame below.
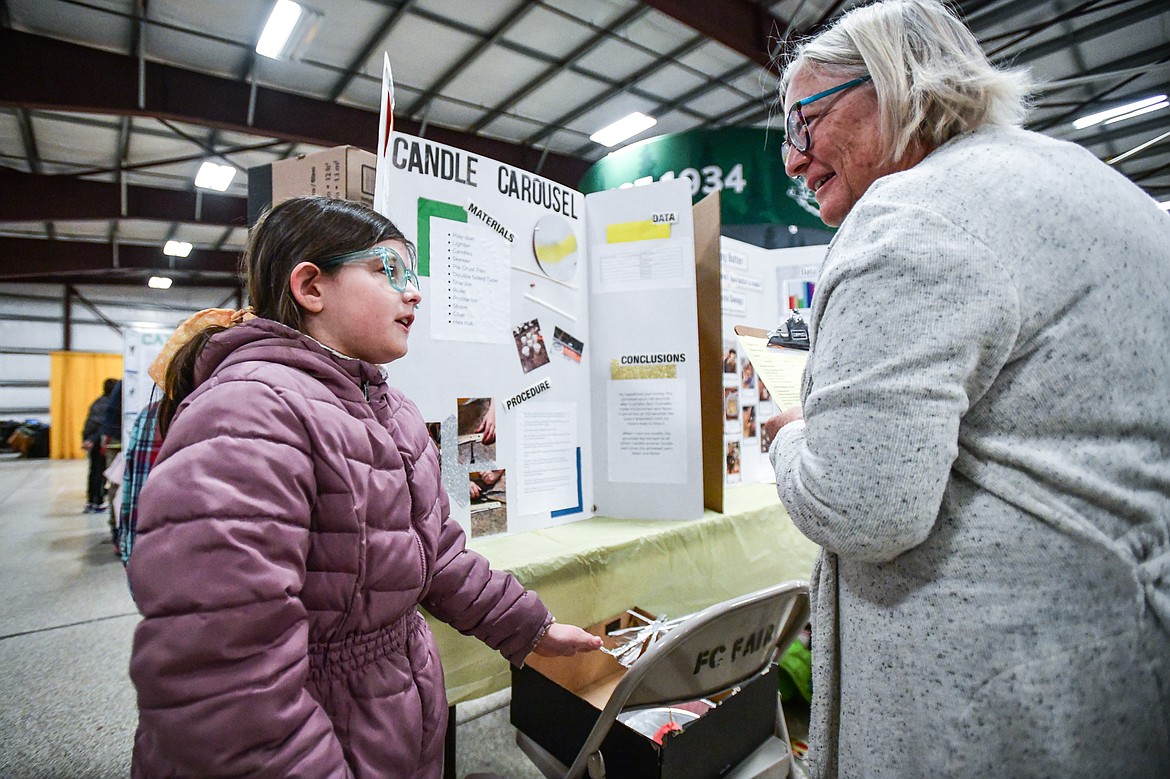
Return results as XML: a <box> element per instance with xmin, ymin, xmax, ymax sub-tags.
<box><xmin>427</xmin><ymin>482</ymin><xmax>818</xmax><ymax>704</ymax></box>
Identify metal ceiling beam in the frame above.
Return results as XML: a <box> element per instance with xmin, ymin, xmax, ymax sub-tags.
<box><xmin>1033</xmin><ymin>47</ymin><xmax>1170</xmax><ymax>95</ymax></box>
<box><xmin>617</xmin><ymin>0</ymin><xmax>852</xmax><ymax>146</ymax></box>
<box><xmin>0</xmin><ymin>28</ymin><xmax>591</xmax><ymax>187</ymax></box>
<box><xmin>128</xmin><ymin>0</ymin><xmax>145</xmax><ymax>58</ymax></box>
<box><xmin>158</xmin><ymin>118</ymin><xmax>243</xmax><ymax>172</ymax></box>
<box><xmin>807</xmin><ymin>0</ymin><xmax>851</xmax><ymax>31</ymax></box>
<box><xmin>961</xmin><ymin>0</ymin><xmax>1052</xmax><ymax>33</ymax></box>
<box><xmin>406</xmin><ymin>0</ymin><xmax>536</xmax><ymax>121</ymax></box>
<box><xmin>571</xmin><ymin>59</ymin><xmax>759</xmax><ymax>156</ymax></box>
<box><xmin>327</xmin><ymin>0</ymin><xmax>418</xmax><ymax>102</ymax></box>
<box><xmin>985</xmin><ymin>0</ymin><xmax>1110</xmax><ymax>59</ymax></box>
<box><xmin>0</xmin><ymin>169</ymin><xmax>246</xmax><ymax>226</ymax></box>
<box><xmin>537</xmin><ymin>2</ymin><xmax>759</xmax><ymax>103</ymax></box>
<box><xmin>0</xmin><ymin>237</ymin><xmax>238</xmax><ymax>280</ymax></box>
<box><xmin>212</xmin><ymin>226</ymin><xmax>237</xmax><ymax>251</ymax></box>
<box><xmin>40</xmin><ymin>0</ymin><xmax>729</xmax><ymax>154</ymax></box>
<box><xmin>1130</xmin><ymin>160</ymin><xmax>1170</xmax><ymax>185</ymax></box>
<box><xmin>522</xmin><ymin>32</ymin><xmax>709</xmax><ymax>147</ymax></box>
<box><xmin>701</xmin><ymin>14</ymin><xmax>1170</xmax><ymax>133</ymax></box>
<box><xmin>468</xmin><ymin>4</ymin><xmax>650</xmax><ymax>134</ymax></box>
<box><xmin>1000</xmin><ymin>0</ymin><xmax>1167</xmax><ymax>66</ymax></box>
<box><xmin>117</xmin><ymin>115</ymin><xmax>132</xmax><ymax>165</ymax></box>
<box><xmin>60</xmin><ymin>138</ymin><xmax>286</xmax><ymax>180</ymax></box>
<box><xmin>1030</xmin><ymin>48</ymin><xmax>1170</xmax><ymax>132</ymax></box>
<box><xmin>638</xmin><ymin>0</ymin><xmax>789</xmax><ymax>73</ymax></box>
<box><xmin>16</xmin><ymin>108</ymin><xmax>42</xmax><ymax>174</ymax></box>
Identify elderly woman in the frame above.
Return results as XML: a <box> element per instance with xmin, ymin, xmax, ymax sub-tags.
<box><xmin>763</xmin><ymin>1</ymin><xmax>1170</xmax><ymax>776</ymax></box>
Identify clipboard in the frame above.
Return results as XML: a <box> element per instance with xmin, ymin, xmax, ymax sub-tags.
<box><xmin>733</xmin><ymin>325</ymin><xmax>808</xmax><ymax>411</ymax></box>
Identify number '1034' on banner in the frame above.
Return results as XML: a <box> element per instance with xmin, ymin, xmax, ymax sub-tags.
<box><xmin>577</xmin><ymin>127</ymin><xmax>826</xmax><ymax>229</ymax></box>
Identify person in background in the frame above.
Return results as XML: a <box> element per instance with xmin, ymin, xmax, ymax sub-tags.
<box><xmin>98</xmin><ymin>378</ymin><xmax>122</xmax><ymax>449</ymax></box>
<box><xmin>127</xmin><ymin>196</ymin><xmax>600</xmax><ymax>778</ymax></box>
<box><xmin>98</xmin><ymin>377</ymin><xmax>123</xmax><ymax>538</ymax></box>
<box><xmin>763</xmin><ymin>1</ymin><xmax>1170</xmax><ymax>776</ymax></box>
<box><xmin>80</xmin><ymin>377</ymin><xmax>117</xmax><ymax>513</ymax></box>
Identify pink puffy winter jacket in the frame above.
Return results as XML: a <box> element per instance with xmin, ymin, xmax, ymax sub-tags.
<box><xmin>127</xmin><ymin>319</ymin><xmax>551</xmax><ymax>778</ymax></box>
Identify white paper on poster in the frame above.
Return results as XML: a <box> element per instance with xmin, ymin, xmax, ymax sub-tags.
<box><xmin>722</xmin><ymin>248</ymin><xmax>748</xmax><ymax>268</ymax></box>
<box><xmin>592</xmin><ymin>242</ymin><xmax>687</xmax><ymax>294</ymax></box>
<box><xmin>606</xmin><ymin>378</ymin><xmax>687</xmax><ymax>484</ymax></box>
<box><xmin>514</xmin><ymin>402</ymin><xmax>578</xmax><ymax>516</ymax></box>
<box><xmin>722</xmin><ymin>290</ymin><xmax>747</xmax><ymax>318</ymax></box>
<box><xmin>429</xmin><ymin>218</ymin><xmax>510</xmax><ymax>344</ymax></box>
<box><xmin>721</xmin><ymin>269</ymin><xmax>764</xmax><ymax>293</ymax></box>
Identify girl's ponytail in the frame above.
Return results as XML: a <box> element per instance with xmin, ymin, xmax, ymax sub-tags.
<box><xmin>157</xmin><ymin>324</ymin><xmax>229</xmax><ymax>437</ymax></box>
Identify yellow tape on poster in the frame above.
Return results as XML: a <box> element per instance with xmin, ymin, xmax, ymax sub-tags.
<box><xmin>610</xmin><ymin>359</ymin><xmax>677</xmax><ymax>380</ymax></box>
<box><xmin>535</xmin><ymin>233</ymin><xmax>579</xmax><ymax>263</ymax></box>
<box><xmin>606</xmin><ymin>220</ymin><xmax>671</xmax><ymax>244</ymax></box>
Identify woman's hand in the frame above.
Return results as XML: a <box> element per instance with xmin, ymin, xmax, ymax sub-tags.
<box><xmin>533</xmin><ymin>623</ymin><xmax>602</xmax><ymax>657</ymax></box>
<box><xmin>763</xmin><ymin>405</ymin><xmax>804</xmax><ymax>444</ymax></box>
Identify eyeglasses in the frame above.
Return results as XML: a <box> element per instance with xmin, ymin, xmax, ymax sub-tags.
<box><xmin>316</xmin><ymin>245</ymin><xmax>419</xmax><ymax>293</ymax></box>
<box><xmin>783</xmin><ymin>75</ymin><xmax>873</xmax><ymax>161</ymax></box>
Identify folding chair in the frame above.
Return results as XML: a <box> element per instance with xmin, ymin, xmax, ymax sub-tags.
<box><xmin>515</xmin><ymin>580</ymin><xmax>810</xmax><ymax>779</ymax></box>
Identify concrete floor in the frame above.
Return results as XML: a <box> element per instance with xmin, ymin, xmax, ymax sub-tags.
<box><xmin>0</xmin><ymin>457</ymin><xmax>541</xmax><ymax>778</ymax></box>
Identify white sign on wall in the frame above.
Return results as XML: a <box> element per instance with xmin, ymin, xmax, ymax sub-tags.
<box><xmin>121</xmin><ymin>327</ymin><xmax>170</xmax><ymax>439</ymax></box>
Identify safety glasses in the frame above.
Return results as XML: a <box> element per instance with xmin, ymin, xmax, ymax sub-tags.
<box><xmin>783</xmin><ymin>74</ymin><xmax>872</xmax><ymax>161</ymax></box>
<box><xmin>316</xmin><ymin>245</ymin><xmax>418</xmax><ymax>293</ymax></box>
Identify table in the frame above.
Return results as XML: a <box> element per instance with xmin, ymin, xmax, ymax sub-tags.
<box><xmin>426</xmin><ymin>481</ymin><xmax>819</xmax><ymax>705</ymax></box>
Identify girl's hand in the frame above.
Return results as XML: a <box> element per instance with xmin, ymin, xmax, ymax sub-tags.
<box><xmin>533</xmin><ymin>623</ymin><xmax>602</xmax><ymax>657</ymax></box>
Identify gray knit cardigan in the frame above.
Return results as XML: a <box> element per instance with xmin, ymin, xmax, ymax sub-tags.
<box><xmin>771</xmin><ymin>125</ymin><xmax>1170</xmax><ymax>778</ymax></box>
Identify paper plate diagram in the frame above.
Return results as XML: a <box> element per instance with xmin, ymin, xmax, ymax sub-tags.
<box><xmin>532</xmin><ymin>214</ymin><xmax>579</xmax><ymax>282</ymax></box>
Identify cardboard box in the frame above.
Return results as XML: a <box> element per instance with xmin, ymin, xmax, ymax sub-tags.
<box><xmin>511</xmin><ymin>609</ymin><xmax>779</xmax><ymax>778</ymax></box>
<box><xmin>247</xmin><ymin>146</ymin><xmax>376</xmax><ymax>225</ymax></box>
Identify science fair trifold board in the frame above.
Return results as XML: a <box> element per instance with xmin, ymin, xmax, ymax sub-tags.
<box><xmin>373</xmin><ymin>73</ymin><xmax>710</xmax><ymax>538</ymax></box>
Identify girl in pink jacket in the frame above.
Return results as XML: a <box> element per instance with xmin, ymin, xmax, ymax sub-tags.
<box><xmin>127</xmin><ymin>196</ymin><xmax>599</xmax><ymax>778</ymax></box>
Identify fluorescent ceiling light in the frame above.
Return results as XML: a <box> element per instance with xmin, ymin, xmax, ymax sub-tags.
<box><xmin>256</xmin><ymin>0</ymin><xmax>322</xmax><ymax>61</ymax></box>
<box><xmin>194</xmin><ymin>161</ymin><xmax>236</xmax><ymax>191</ymax></box>
<box><xmin>256</xmin><ymin>0</ymin><xmax>303</xmax><ymax>58</ymax></box>
<box><xmin>163</xmin><ymin>240</ymin><xmax>192</xmax><ymax>257</ymax></box>
<box><xmin>148</xmin><ymin>276</ymin><xmax>173</xmax><ymax>290</ymax></box>
<box><xmin>1103</xmin><ymin>99</ymin><xmax>1169</xmax><ymax>125</ymax></box>
<box><xmin>1073</xmin><ymin>95</ymin><xmax>1167</xmax><ymax>129</ymax></box>
<box><xmin>590</xmin><ymin>112</ymin><xmax>657</xmax><ymax>148</ymax></box>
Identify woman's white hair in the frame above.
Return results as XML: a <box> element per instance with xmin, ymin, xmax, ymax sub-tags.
<box><xmin>780</xmin><ymin>0</ymin><xmax>1032</xmax><ymax>162</ymax></box>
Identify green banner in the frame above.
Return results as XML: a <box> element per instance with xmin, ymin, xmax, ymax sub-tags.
<box><xmin>578</xmin><ymin>127</ymin><xmax>828</xmax><ymax>229</ymax></box>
